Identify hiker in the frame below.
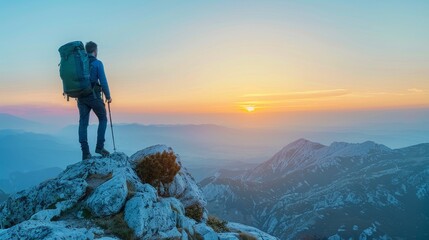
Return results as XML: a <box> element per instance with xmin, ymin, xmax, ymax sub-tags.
<box><xmin>77</xmin><ymin>41</ymin><xmax>112</xmax><ymax>160</ymax></box>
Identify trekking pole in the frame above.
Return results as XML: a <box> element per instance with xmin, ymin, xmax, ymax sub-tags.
<box><xmin>107</xmin><ymin>102</ymin><xmax>117</xmax><ymax>152</ymax></box>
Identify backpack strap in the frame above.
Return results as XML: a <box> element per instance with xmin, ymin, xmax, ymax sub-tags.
<box><xmin>88</xmin><ymin>55</ymin><xmax>97</xmax><ymax>62</ymax></box>
<box><xmin>88</xmin><ymin>55</ymin><xmax>97</xmax><ymax>86</ymax></box>
<box><xmin>87</xmin><ymin>55</ymin><xmax>98</xmax><ymax>99</ymax></box>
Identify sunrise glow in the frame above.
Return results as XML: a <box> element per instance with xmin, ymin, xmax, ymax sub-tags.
<box><xmin>0</xmin><ymin>1</ymin><xmax>427</xmax><ymax>124</ymax></box>
<box><xmin>245</xmin><ymin>106</ymin><xmax>255</xmax><ymax>112</ymax></box>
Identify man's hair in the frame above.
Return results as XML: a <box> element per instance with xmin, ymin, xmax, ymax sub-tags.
<box><xmin>85</xmin><ymin>41</ymin><xmax>97</xmax><ymax>54</ymax></box>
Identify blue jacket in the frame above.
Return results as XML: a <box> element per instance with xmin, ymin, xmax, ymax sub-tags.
<box><xmin>89</xmin><ymin>55</ymin><xmax>111</xmax><ymax>100</ymax></box>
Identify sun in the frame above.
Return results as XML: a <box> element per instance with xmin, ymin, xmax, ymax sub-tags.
<box><xmin>245</xmin><ymin>105</ymin><xmax>255</xmax><ymax>112</ymax></box>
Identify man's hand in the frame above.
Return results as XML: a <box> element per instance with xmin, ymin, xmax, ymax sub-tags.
<box><xmin>106</xmin><ymin>98</ymin><xmax>112</xmax><ymax>103</ymax></box>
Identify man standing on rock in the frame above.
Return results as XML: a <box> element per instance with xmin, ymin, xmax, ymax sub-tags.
<box><xmin>78</xmin><ymin>41</ymin><xmax>112</xmax><ymax>160</ymax></box>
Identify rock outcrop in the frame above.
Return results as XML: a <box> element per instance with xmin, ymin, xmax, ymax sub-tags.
<box><xmin>0</xmin><ymin>145</ymin><xmax>277</xmax><ymax>240</ymax></box>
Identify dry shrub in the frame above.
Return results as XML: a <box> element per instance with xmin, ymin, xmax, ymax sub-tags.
<box><xmin>185</xmin><ymin>204</ymin><xmax>204</xmax><ymax>222</ymax></box>
<box><xmin>207</xmin><ymin>215</ymin><xmax>230</xmax><ymax>232</ymax></box>
<box><xmin>238</xmin><ymin>232</ymin><xmax>257</xmax><ymax>240</ymax></box>
<box><xmin>135</xmin><ymin>150</ymin><xmax>181</xmax><ymax>188</ymax></box>
<box><xmin>94</xmin><ymin>211</ymin><xmax>135</xmax><ymax>240</ymax></box>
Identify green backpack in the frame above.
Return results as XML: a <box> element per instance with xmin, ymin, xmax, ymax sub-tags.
<box><xmin>58</xmin><ymin>41</ymin><xmax>93</xmax><ymax>99</ymax></box>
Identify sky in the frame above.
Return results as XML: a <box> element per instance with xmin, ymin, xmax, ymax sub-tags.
<box><xmin>0</xmin><ymin>0</ymin><xmax>428</xmax><ymax>128</ymax></box>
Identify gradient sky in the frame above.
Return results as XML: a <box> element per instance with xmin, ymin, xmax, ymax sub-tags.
<box><xmin>1</xmin><ymin>1</ymin><xmax>428</xmax><ymax>127</ymax></box>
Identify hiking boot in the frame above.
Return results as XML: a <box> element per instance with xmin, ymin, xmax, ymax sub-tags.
<box><xmin>95</xmin><ymin>148</ymin><xmax>110</xmax><ymax>157</ymax></box>
<box><xmin>82</xmin><ymin>153</ymin><xmax>92</xmax><ymax>161</ymax></box>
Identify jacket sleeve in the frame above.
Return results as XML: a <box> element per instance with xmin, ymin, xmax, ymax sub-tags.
<box><xmin>97</xmin><ymin>61</ymin><xmax>111</xmax><ymax>100</ymax></box>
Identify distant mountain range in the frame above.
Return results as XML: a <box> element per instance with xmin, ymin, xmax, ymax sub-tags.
<box><xmin>0</xmin><ymin>189</ymin><xmax>7</xmax><ymax>203</ymax></box>
<box><xmin>0</xmin><ymin>167</ymin><xmax>62</xmax><ymax>193</ymax></box>
<box><xmin>57</xmin><ymin>123</ymin><xmax>273</xmax><ymax>180</ymax></box>
<box><xmin>201</xmin><ymin>139</ymin><xmax>429</xmax><ymax>239</ymax></box>
<box><xmin>0</xmin><ymin>113</ymin><xmax>42</xmax><ymax>132</ymax></box>
<box><xmin>0</xmin><ymin>130</ymin><xmax>78</xmax><ymax>178</ymax></box>
<box><xmin>0</xmin><ymin>122</ymin><xmax>267</xmax><ymax>189</ymax></box>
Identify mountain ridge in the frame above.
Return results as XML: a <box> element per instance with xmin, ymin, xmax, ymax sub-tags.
<box><xmin>245</xmin><ymin>138</ymin><xmax>394</xmax><ymax>182</ymax></box>
<box><xmin>201</xmin><ymin>139</ymin><xmax>429</xmax><ymax>239</ymax></box>
<box><xmin>0</xmin><ymin>113</ymin><xmax>44</xmax><ymax>132</ymax></box>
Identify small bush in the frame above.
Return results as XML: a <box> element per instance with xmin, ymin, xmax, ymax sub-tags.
<box><xmin>135</xmin><ymin>150</ymin><xmax>180</xmax><ymax>188</ymax></box>
<box><xmin>81</xmin><ymin>207</ymin><xmax>93</xmax><ymax>219</ymax></box>
<box><xmin>238</xmin><ymin>232</ymin><xmax>257</xmax><ymax>240</ymax></box>
<box><xmin>185</xmin><ymin>204</ymin><xmax>204</xmax><ymax>222</ymax></box>
<box><xmin>94</xmin><ymin>212</ymin><xmax>135</xmax><ymax>240</ymax></box>
<box><xmin>207</xmin><ymin>215</ymin><xmax>230</xmax><ymax>232</ymax></box>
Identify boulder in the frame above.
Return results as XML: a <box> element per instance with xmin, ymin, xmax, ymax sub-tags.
<box><xmin>193</xmin><ymin>223</ymin><xmax>218</xmax><ymax>240</ymax></box>
<box><xmin>227</xmin><ymin>222</ymin><xmax>278</xmax><ymax>240</ymax></box>
<box><xmin>0</xmin><ymin>220</ymin><xmax>102</xmax><ymax>240</ymax></box>
<box><xmin>124</xmin><ymin>193</ymin><xmax>184</xmax><ymax>239</ymax></box>
<box><xmin>86</xmin><ymin>173</ymin><xmax>128</xmax><ymax>217</ymax></box>
<box><xmin>0</xmin><ymin>178</ymin><xmax>87</xmax><ymax>228</ymax></box>
<box><xmin>130</xmin><ymin>145</ymin><xmax>207</xmax><ymax>209</ymax></box>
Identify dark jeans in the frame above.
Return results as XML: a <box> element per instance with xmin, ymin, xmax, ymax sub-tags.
<box><xmin>77</xmin><ymin>95</ymin><xmax>107</xmax><ymax>154</ymax></box>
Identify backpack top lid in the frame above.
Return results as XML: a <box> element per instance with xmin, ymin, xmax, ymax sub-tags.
<box><xmin>58</xmin><ymin>41</ymin><xmax>85</xmax><ymax>58</ymax></box>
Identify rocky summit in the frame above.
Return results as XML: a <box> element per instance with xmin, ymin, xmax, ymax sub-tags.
<box><xmin>0</xmin><ymin>145</ymin><xmax>277</xmax><ymax>240</ymax></box>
